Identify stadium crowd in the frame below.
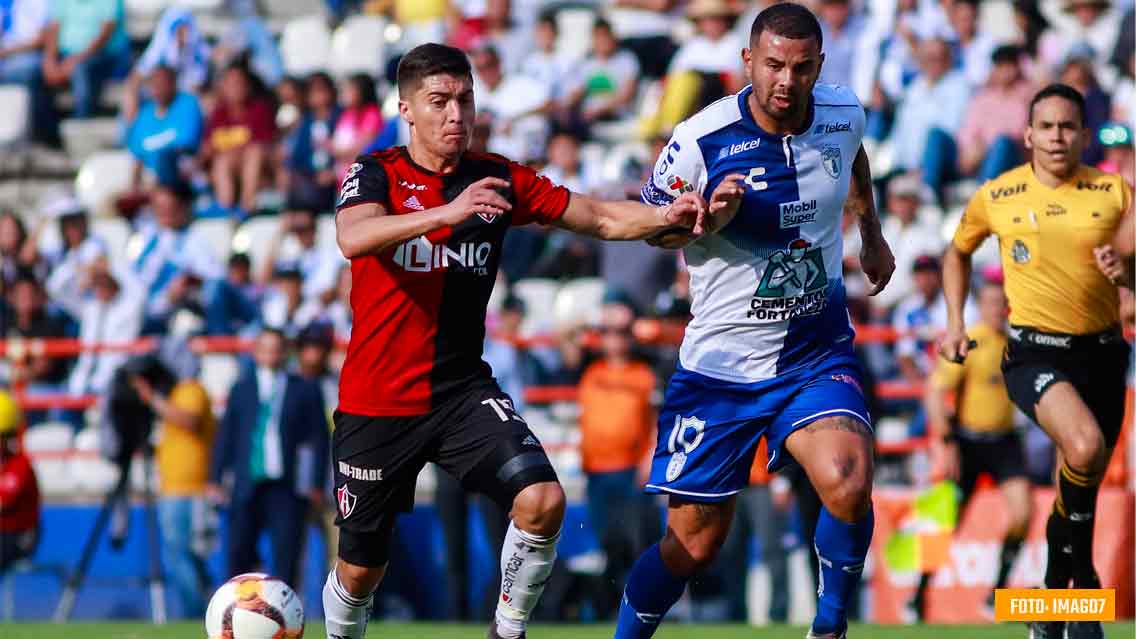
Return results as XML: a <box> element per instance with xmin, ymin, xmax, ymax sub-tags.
<box><xmin>0</xmin><ymin>0</ymin><xmax>1133</xmax><ymax>625</ymax></box>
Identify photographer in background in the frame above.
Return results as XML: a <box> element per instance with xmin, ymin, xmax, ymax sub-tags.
<box><xmin>129</xmin><ymin>338</ymin><xmax>216</xmax><ymax>619</ymax></box>
<box><xmin>0</xmin><ymin>390</ymin><xmax>40</xmax><ymax>572</ymax></box>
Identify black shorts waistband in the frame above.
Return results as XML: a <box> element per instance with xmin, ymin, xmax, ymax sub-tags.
<box><xmin>1007</xmin><ymin>325</ymin><xmax>1124</xmax><ymax>350</ymax></box>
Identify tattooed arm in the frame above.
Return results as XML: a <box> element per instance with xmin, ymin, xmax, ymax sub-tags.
<box><xmin>845</xmin><ymin>145</ymin><xmax>895</xmax><ymax>296</ymax></box>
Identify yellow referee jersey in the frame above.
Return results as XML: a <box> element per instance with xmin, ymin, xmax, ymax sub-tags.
<box><xmin>930</xmin><ymin>322</ymin><xmax>1014</xmax><ymax>433</ymax></box>
<box><xmin>953</xmin><ymin>164</ymin><xmax>1132</xmax><ymax>334</ymax></box>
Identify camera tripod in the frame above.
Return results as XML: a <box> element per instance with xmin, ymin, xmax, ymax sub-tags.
<box><xmin>52</xmin><ymin>444</ymin><xmax>167</xmax><ymax>624</ymax></box>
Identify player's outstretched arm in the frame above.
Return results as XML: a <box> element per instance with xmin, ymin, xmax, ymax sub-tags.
<box><xmin>940</xmin><ymin>244</ymin><xmax>974</xmax><ymax>361</ymax></box>
<box><xmin>553</xmin><ymin>191</ymin><xmax>706</xmax><ymax>241</ymax></box>
<box><xmin>846</xmin><ymin>145</ymin><xmax>895</xmax><ymax>296</ymax></box>
<box><xmin>336</xmin><ymin>177</ymin><xmax>512</xmax><ymax>258</ymax></box>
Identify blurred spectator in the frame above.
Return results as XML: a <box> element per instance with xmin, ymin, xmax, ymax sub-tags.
<box><xmin>956</xmin><ymin>45</ymin><xmax>1032</xmax><ymax>182</ymax></box>
<box><xmin>577</xmin><ymin>308</ymin><xmax>658</xmax><ymax>607</ymax></box>
<box><xmin>129</xmin><ymin>7</ymin><xmax>211</xmax><ymax>95</ymax></box>
<box><xmin>519</xmin><ymin>13</ymin><xmax>570</xmax><ymax>96</ymax></box>
<box><xmin>0</xmin><ymin>0</ymin><xmax>55</xmax><ymax>144</ymax></box>
<box><xmin>948</xmin><ymin>0</ymin><xmax>999</xmax><ymax>87</ymax></box>
<box><xmin>392</xmin><ymin>0</ymin><xmax>447</xmax><ymax>52</ymax></box>
<box><xmin>31</xmin><ymin>194</ymin><xmax>106</xmax><ymax>295</ymax></box>
<box><xmin>890</xmin><ymin>37</ymin><xmax>971</xmax><ymax>201</ymax></box>
<box><xmin>213</xmin><ymin>14</ymin><xmax>284</xmax><ymax>88</ymax></box>
<box><xmin>874</xmin><ymin>0</ymin><xmax>922</xmax><ymax>115</ymax></box>
<box><xmin>274</xmin><ymin>76</ymin><xmax>305</xmax><ymax>135</ymax></box>
<box><xmin>1059</xmin><ymin>55</ymin><xmax>1111</xmax><ymax>165</ymax></box>
<box><xmin>53</xmin><ymin>262</ymin><xmax>145</xmax><ymax>400</ymax></box>
<box><xmin>606</xmin><ymin>0</ymin><xmax>681</xmax><ymax>79</ymax></box>
<box><xmin>817</xmin><ymin>0</ymin><xmax>872</xmax><ymax>92</ymax></box>
<box><xmin>258</xmin><ymin>208</ymin><xmax>343</xmax><ymax>306</ymax></box>
<box><xmin>892</xmin><ymin>255</ymin><xmax>977</xmax><ymax>383</ymax></box>
<box><xmin>294</xmin><ymin>321</ymin><xmax>338</xmax><ymax>573</ymax></box>
<box><xmin>209</xmin><ymin>328</ymin><xmax>329</xmax><ymax>587</ymax></box>
<box><xmin>541</xmin><ymin>132</ymin><xmax>604</xmax><ymax>194</ymax></box>
<box><xmin>557</xmin><ymin>19</ymin><xmax>641</xmax><ymax>138</ymax></box>
<box><xmin>206</xmin><ymin>252</ymin><xmax>260</xmax><ymax>336</ymax></box>
<box><xmin>135</xmin><ymin>340</ymin><xmax>215</xmax><ymax>618</ymax></box>
<box><xmin>484</xmin><ymin>294</ymin><xmax>531</xmax><ymax>409</ymax></box>
<box><xmin>260</xmin><ymin>265</ymin><xmax>307</xmax><ymax>338</ymax></box>
<box><xmin>124</xmin><ymin>66</ymin><xmax>205</xmax><ymax>187</ymax></box>
<box><xmin>477</xmin><ymin>0</ymin><xmax>532</xmax><ymax>74</ymax></box>
<box><xmin>472</xmin><ymin>45</ymin><xmax>551</xmax><ymax>163</ymax></box>
<box><xmin>0</xmin><ymin>211</ymin><xmax>32</xmax><ymax>287</ymax></box>
<box><xmin>1013</xmin><ymin>0</ymin><xmax>1050</xmax><ymax>65</ymax></box>
<box><xmin>201</xmin><ymin>63</ymin><xmax>276</xmax><ymax>216</ymax></box>
<box><xmin>4</xmin><ymin>272</ymin><xmax>71</xmax><ymax>401</ymax></box>
<box><xmin>321</xmin><ymin>265</ymin><xmax>353</xmax><ymax>343</ymax></box>
<box><xmin>41</xmin><ymin>0</ymin><xmax>129</xmax><ymax>118</ymax></box>
<box><xmin>1112</xmin><ymin>52</ymin><xmax>1133</xmax><ymax>131</ymax></box>
<box><xmin>0</xmin><ymin>390</ymin><xmax>39</xmax><ymax>572</ymax></box>
<box><xmin>1038</xmin><ymin>0</ymin><xmax>1122</xmax><ymax>78</ymax></box>
<box><xmin>282</xmin><ymin>73</ymin><xmax>339</xmax><ymax>212</ymax></box>
<box><xmin>332</xmin><ymin>74</ymin><xmax>383</xmax><ymax>181</ymax></box>
<box><xmin>848</xmin><ymin>173</ymin><xmax>942</xmax><ymax>312</ymax></box>
<box><xmin>129</xmin><ymin>180</ymin><xmax>224</xmax><ymax>332</ymax></box>
<box><xmin>535</xmin><ymin>323</ymin><xmax>589</xmax><ymax>385</ymax></box>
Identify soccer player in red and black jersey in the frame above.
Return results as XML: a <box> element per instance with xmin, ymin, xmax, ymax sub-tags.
<box><xmin>322</xmin><ymin>43</ymin><xmax>709</xmax><ymax>639</ymax></box>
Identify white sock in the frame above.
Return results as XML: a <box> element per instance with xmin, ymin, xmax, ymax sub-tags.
<box><xmin>323</xmin><ymin>569</ymin><xmax>373</xmax><ymax>639</ymax></box>
<box><xmin>495</xmin><ymin>521</ymin><xmax>560</xmax><ymax>639</ymax></box>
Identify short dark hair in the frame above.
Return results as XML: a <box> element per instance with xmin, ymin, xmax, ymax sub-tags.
<box><xmin>397</xmin><ymin>43</ymin><xmax>473</xmax><ymax>96</ymax></box>
<box><xmin>537</xmin><ymin>11</ymin><xmax>558</xmax><ymax>30</ymax></box>
<box><xmin>991</xmin><ymin>44</ymin><xmax>1022</xmax><ymax>65</ymax></box>
<box><xmin>1028</xmin><ymin>83</ymin><xmax>1086</xmax><ymax>127</ymax></box>
<box><xmin>11</xmin><ymin>269</ymin><xmax>41</xmax><ymax>291</ymax></box>
<box><xmin>953</xmin><ymin>0</ymin><xmax>980</xmax><ymax>9</ymax></box>
<box><xmin>155</xmin><ymin>178</ymin><xmax>195</xmax><ymax>205</ymax></box>
<box><xmin>346</xmin><ymin>72</ymin><xmax>379</xmax><ymax>107</ymax></box>
<box><xmin>593</xmin><ymin>18</ymin><xmax>614</xmax><ymax>35</ymax></box>
<box><xmin>228</xmin><ymin>252</ymin><xmax>251</xmax><ymax>269</ymax></box>
<box><xmin>750</xmin><ymin>3</ymin><xmax>823</xmax><ymax>49</ymax></box>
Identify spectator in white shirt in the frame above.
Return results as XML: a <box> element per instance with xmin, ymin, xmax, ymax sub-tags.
<box><xmin>260</xmin><ymin>264</ymin><xmax>307</xmax><ymax>338</ymax></box>
<box><xmin>519</xmin><ymin>13</ymin><xmax>571</xmax><ymax>99</ymax></box>
<box><xmin>817</xmin><ymin>0</ymin><xmax>872</xmax><ymax>95</ymax></box>
<box><xmin>25</xmin><ymin>195</ymin><xmax>108</xmax><ymax>309</ymax></box>
<box><xmin>257</xmin><ymin>208</ymin><xmax>343</xmax><ymax>306</ymax></box>
<box><xmin>892</xmin><ymin>254</ymin><xmax>978</xmax><ymax>381</ymax></box>
<box><xmin>845</xmin><ymin>172</ymin><xmax>943</xmax><ymax>313</ymax></box>
<box><xmin>0</xmin><ymin>0</ymin><xmax>55</xmax><ymax>143</ymax></box>
<box><xmin>472</xmin><ymin>44</ymin><xmax>552</xmax><ymax>163</ymax></box>
<box><xmin>604</xmin><ymin>0</ymin><xmax>681</xmax><ymax>78</ymax></box>
<box><xmin>540</xmin><ymin>132</ymin><xmax>605</xmax><ymax>195</ymax></box>
<box><xmin>1038</xmin><ymin>0</ymin><xmax>1123</xmax><ymax>82</ymax></box>
<box><xmin>557</xmin><ymin>19</ymin><xmax>641</xmax><ymax>138</ymax></box>
<box><xmin>948</xmin><ymin>0</ymin><xmax>1000</xmax><ymax>87</ymax></box>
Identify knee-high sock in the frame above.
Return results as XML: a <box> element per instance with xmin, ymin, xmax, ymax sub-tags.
<box><xmin>614</xmin><ymin>543</ymin><xmax>688</xmax><ymax>639</ymax></box>
<box><xmin>1057</xmin><ymin>463</ymin><xmax>1104</xmax><ymax>587</ymax></box>
<box><xmin>995</xmin><ymin>535</ymin><xmax>1025</xmax><ymax>590</ymax></box>
<box><xmin>812</xmin><ymin>507</ymin><xmax>874</xmax><ymax>635</ymax></box>
<box><xmin>495</xmin><ymin>521</ymin><xmax>559</xmax><ymax>639</ymax></box>
<box><xmin>1044</xmin><ymin>508</ymin><xmax>1073</xmax><ymax>589</ymax></box>
<box><xmin>322</xmin><ymin>570</ymin><xmax>373</xmax><ymax>639</ymax></box>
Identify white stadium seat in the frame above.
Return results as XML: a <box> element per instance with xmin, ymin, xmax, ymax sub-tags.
<box><xmin>0</xmin><ymin>85</ymin><xmax>29</xmax><ymax>146</ymax></box>
<box><xmin>512</xmin><ymin>278</ymin><xmax>560</xmax><ymax>336</ymax></box>
<box><xmin>554</xmin><ymin>277</ymin><xmax>605</xmax><ymax>329</ymax></box>
<box><xmin>280</xmin><ymin>16</ymin><xmax>333</xmax><ymax>76</ymax></box>
<box><xmin>190</xmin><ymin>218</ymin><xmax>236</xmax><ymax>263</ymax></box>
<box><xmin>331</xmin><ymin>15</ymin><xmax>388</xmax><ymax>77</ymax></box>
<box><xmin>125</xmin><ymin>0</ymin><xmax>168</xmax><ymax>16</ymax></box>
<box><xmin>75</xmin><ymin>150</ymin><xmax>135</xmax><ymax>217</ymax></box>
<box><xmin>231</xmin><ymin>215</ymin><xmax>281</xmax><ymax>272</ymax></box>
<box><xmin>23</xmin><ymin>422</ymin><xmax>74</xmax><ymax>454</ymax></box>
<box><xmin>554</xmin><ymin>8</ymin><xmax>594</xmax><ymax>62</ymax></box>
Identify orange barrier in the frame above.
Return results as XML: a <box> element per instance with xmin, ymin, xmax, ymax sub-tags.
<box><xmin>869</xmin><ymin>487</ymin><xmax>1135</xmax><ymax>622</ymax></box>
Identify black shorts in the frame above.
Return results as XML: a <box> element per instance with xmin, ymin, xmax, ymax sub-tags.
<box><xmin>956</xmin><ymin>429</ymin><xmax>1027</xmax><ymax>501</ymax></box>
<box><xmin>332</xmin><ymin>383</ymin><xmax>558</xmax><ymax>566</ymax></box>
<box><xmin>1002</xmin><ymin>325</ymin><xmax>1130</xmax><ymax>449</ymax></box>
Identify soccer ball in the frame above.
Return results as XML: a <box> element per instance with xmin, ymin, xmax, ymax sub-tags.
<box><xmin>205</xmin><ymin>572</ymin><xmax>305</xmax><ymax>638</ymax></box>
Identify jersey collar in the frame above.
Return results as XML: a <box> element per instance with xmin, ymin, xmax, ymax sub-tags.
<box><xmin>736</xmin><ymin>85</ymin><xmax>816</xmax><ymax>140</ymax></box>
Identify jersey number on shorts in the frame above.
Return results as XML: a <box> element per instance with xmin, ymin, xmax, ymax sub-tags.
<box><xmin>482</xmin><ymin>398</ymin><xmax>524</xmax><ymax>423</ymax></box>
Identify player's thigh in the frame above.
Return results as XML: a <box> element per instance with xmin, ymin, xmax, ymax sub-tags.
<box><xmin>1032</xmin><ymin>382</ymin><xmax>1107</xmax><ymax>471</ymax></box>
<box><xmin>331</xmin><ymin>410</ymin><xmax>429</xmax><ymax>568</ymax></box>
<box><xmin>432</xmin><ymin>386</ymin><xmax>559</xmax><ymax>513</ymax></box>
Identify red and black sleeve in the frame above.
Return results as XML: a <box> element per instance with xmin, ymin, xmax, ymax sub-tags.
<box><xmin>508</xmin><ymin>160</ymin><xmax>571</xmax><ymax>226</ymax></box>
<box><xmin>336</xmin><ymin>154</ymin><xmax>391</xmax><ymax>212</ymax></box>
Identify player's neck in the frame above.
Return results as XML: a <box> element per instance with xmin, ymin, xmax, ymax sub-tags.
<box><xmin>746</xmin><ymin>92</ymin><xmax>809</xmax><ymax>136</ymax></box>
<box><xmin>1030</xmin><ymin>160</ymin><xmax>1079</xmax><ymax>189</ymax></box>
<box><xmin>407</xmin><ymin>140</ymin><xmax>462</xmax><ymax>174</ymax></box>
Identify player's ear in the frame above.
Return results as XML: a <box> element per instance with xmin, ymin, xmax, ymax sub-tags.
<box><xmin>399</xmin><ymin>99</ymin><xmax>413</xmax><ymax>126</ymax></box>
<box><xmin>1023</xmin><ymin>125</ymin><xmax>1033</xmax><ymax>152</ymax></box>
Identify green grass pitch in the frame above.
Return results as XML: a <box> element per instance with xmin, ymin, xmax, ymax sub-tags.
<box><xmin>1</xmin><ymin>623</ymin><xmax>1133</xmax><ymax>639</ymax></box>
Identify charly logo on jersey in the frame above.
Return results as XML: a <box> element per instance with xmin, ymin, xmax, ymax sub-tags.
<box><xmin>820</xmin><ymin>145</ymin><xmax>842</xmax><ymax>179</ymax></box>
<box><xmin>779</xmin><ymin>199</ymin><xmax>818</xmax><ymax>228</ymax></box>
<box><xmin>1011</xmin><ymin>239</ymin><xmax>1031</xmax><ymax>264</ymax></box>
<box><xmin>392</xmin><ymin>236</ymin><xmax>492</xmax><ymax>275</ymax></box>
<box><xmin>748</xmin><ymin>239</ymin><xmax>828</xmax><ymax>320</ymax></box>
<box><xmin>717</xmin><ymin>138</ymin><xmax>760</xmax><ymax>160</ymax></box>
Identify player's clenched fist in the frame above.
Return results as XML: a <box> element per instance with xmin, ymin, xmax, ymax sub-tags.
<box><xmin>648</xmin><ymin>192</ymin><xmax>707</xmax><ymax>249</ymax></box>
<box><xmin>441</xmin><ymin>177</ymin><xmax>513</xmax><ymax>225</ymax></box>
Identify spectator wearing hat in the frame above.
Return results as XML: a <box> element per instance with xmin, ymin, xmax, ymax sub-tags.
<box><xmin>892</xmin><ymin>254</ymin><xmax>978</xmax><ymax>384</ymax></box>
<box><xmin>889</xmin><ymin>36</ymin><xmax>972</xmax><ymax>201</ymax></box>
<box><xmin>124</xmin><ymin>65</ymin><xmax>204</xmax><ymax>188</ymax></box>
<box><xmin>199</xmin><ymin>63</ymin><xmax>276</xmax><ymax>217</ymax></box>
<box><xmin>22</xmin><ymin>195</ymin><xmax>108</xmax><ymax>310</ymax></box>
<box><xmin>957</xmin><ymin>45</ymin><xmax>1033</xmax><ymax>182</ymax></box>
<box><xmin>0</xmin><ymin>390</ymin><xmax>40</xmax><ymax>573</ymax></box>
<box><xmin>41</xmin><ymin>0</ymin><xmax>130</xmax><ymax>119</ymax></box>
<box><xmin>0</xmin><ymin>0</ymin><xmax>56</xmax><ymax>144</ymax></box>
<box><xmin>129</xmin><ymin>180</ymin><xmax>225</xmax><ymax>333</ymax></box>
<box><xmin>845</xmin><ymin>172</ymin><xmax>943</xmax><ymax>312</ymax></box>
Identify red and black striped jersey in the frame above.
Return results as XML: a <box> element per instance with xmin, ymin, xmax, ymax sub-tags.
<box><xmin>335</xmin><ymin>147</ymin><xmax>570</xmax><ymax>416</ymax></box>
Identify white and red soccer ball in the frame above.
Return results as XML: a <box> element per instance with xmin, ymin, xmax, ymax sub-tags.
<box><xmin>205</xmin><ymin>572</ymin><xmax>305</xmax><ymax>639</ymax></box>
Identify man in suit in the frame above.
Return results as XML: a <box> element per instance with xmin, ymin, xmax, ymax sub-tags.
<box><xmin>208</xmin><ymin>327</ymin><xmax>330</xmax><ymax>586</ymax></box>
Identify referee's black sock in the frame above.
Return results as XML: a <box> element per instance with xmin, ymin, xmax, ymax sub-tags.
<box><xmin>1057</xmin><ymin>463</ymin><xmax>1104</xmax><ymax>588</ymax></box>
<box><xmin>1044</xmin><ymin>508</ymin><xmax>1073</xmax><ymax>590</ymax></box>
<box><xmin>995</xmin><ymin>536</ymin><xmax>1024</xmax><ymax>590</ymax></box>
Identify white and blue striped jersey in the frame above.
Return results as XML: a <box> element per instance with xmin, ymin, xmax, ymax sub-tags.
<box><xmin>642</xmin><ymin>84</ymin><xmax>866</xmax><ymax>383</ymax></box>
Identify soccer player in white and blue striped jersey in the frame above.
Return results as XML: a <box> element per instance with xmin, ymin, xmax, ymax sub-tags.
<box><xmin>614</xmin><ymin>4</ymin><xmax>896</xmax><ymax>639</ymax></box>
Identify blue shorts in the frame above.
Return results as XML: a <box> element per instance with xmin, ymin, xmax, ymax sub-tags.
<box><xmin>645</xmin><ymin>351</ymin><xmax>872</xmax><ymax>502</ymax></box>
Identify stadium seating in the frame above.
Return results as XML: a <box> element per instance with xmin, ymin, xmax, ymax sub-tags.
<box><xmin>330</xmin><ymin>15</ymin><xmax>388</xmax><ymax>77</ymax></box>
<box><xmin>280</xmin><ymin>15</ymin><xmax>333</xmax><ymax>76</ymax></box>
<box><xmin>553</xmin><ymin>8</ymin><xmax>594</xmax><ymax>62</ymax></box>
<box><xmin>74</xmin><ymin>151</ymin><xmax>135</xmax><ymax>218</ymax></box>
<box><xmin>511</xmin><ymin>278</ymin><xmax>561</xmax><ymax>334</ymax></box>
<box><xmin>553</xmin><ymin>277</ymin><xmax>605</xmax><ymax>328</ymax></box>
<box><xmin>189</xmin><ymin>218</ymin><xmax>236</xmax><ymax>260</ymax></box>
<box><xmin>60</xmin><ymin>119</ymin><xmax>122</xmax><ymax>164</ymax></box>
<box><xmin>231</xmin><ymin>215</ymin><xmax>281</xmax><ymax>270</ymax></box>
<box><xmin>0</xmin><ymin>86</ymin><xmax>30</xmax><ymax>147</ymax></box>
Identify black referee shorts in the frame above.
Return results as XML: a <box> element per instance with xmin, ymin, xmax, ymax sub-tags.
<box><xmin>956</xmin><ymin>429</ymin><xmax>1027</xmax><ymax>502</ymax></box>
<box><xmin>1002</xmin><ymin>325</ymin><xmax>1130</xmax><ymax>449</ymax></box>
<box><xmin>331</xmin><ymin>383</ymin><xmax>558</xmax><ymax>567</ymax></box>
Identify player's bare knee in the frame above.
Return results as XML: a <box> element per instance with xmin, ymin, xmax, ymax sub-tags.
<box><xmin>814</xmin><ymin>453</ymin><xmax>872</xmax><ymax>519</ymax></box>
<box><xmin>1063</xmin><ymin>428</ymin><xmax>1106</xmax><ymax>474</ymax></box>
<box><xmin>661</xmin><ymin>526</ymin><xmax>726</xmax><ymax>574</ymax></box>
<box><xmin>335</xmin><ymin>560</ymin><xmax>384</xmax><ymax>597</ymax></box>
<box><xmin>511</xmin><ymin>481</ymin><xmax>566</xmax><ymax>537</ymax></box>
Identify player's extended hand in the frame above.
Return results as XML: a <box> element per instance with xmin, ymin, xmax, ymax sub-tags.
<box><xmin>859</xmin><ymin>232</ymin><xmax>896</xmax><ymax>296</ymax></box>
<box><xmin>647</xmin><ymin>192</ymin><xmax>707</xmax><ymax>249</ymax></box>
<box><xmin>701</xmin><ymin>173</ymin><xmax>745</xmax><ymax>235</ymax></box>
<box><xmin>1094</xmin><ymin>244</ymin><xmax>1124</xmax><ymax>284</ymax></box>
<box><xmin>440</xmin><ymin>177</ymin><xmax>512</xmax><ymax>225</ymax></box>
<box><xmin>938</xmin><ymin>324</ymin><xmax>972</xmax><ymax>363</ymax></box>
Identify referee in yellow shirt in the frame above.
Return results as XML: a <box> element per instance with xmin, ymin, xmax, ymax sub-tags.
<box><xmin>911</xmin><ymin>282</ymin><xmax>1031</xmax><ymax>619</ymax></box>
<box><xmin>941</xmin><ymin>84</ymin><xmax>1132</xmax><ymax>639</ymax></box>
